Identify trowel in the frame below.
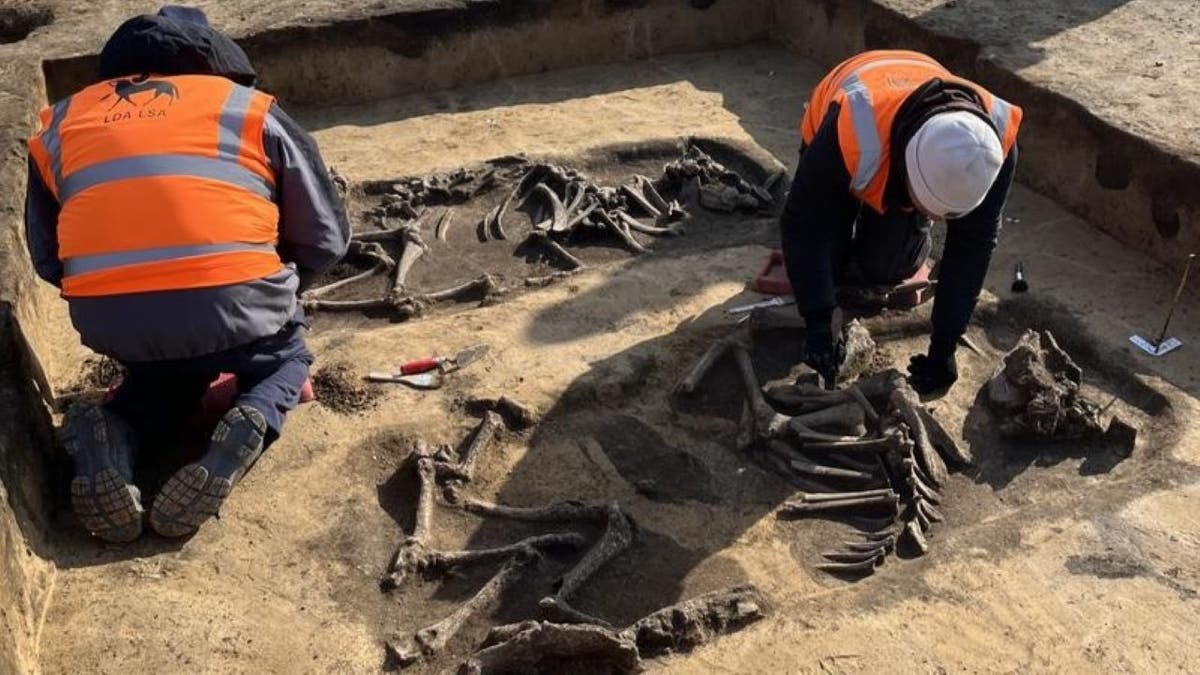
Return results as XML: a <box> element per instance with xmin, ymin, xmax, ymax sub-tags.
<box><xmin>365</xmin><ymin>343</ymin><xmax>490</xmax><ymax>389</ymax></box>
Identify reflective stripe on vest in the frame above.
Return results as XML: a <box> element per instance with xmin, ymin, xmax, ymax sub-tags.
<box><xmin>990</xmin><ymin>95</ymin><xmax>1012</xmax><ymax>146</ymax></box>
<box><xmin>62</xmin><ymin>242</ymin><xmax>278</xmax><ymax>277</ymax></box>
<box><xmin>828</xmin><ymin>55</ymin><xmax>946</xmax><ymax>197</ymax></box>
<box><xmin>59</xmin><ymin>154</ymin><xmax>273</xmax><ymax>202</ymax></box>
<box><xmin>218</xmin><ymin>84</ymin><xmax>254</xmax><ymax>160</ymax></box>
<box><xmin>841</xmin><ymin>73</ymin><xmax>882</xmax><ymax>193</ymax></box>
<box><xmin>42</xmin><ymin>98</ymin><xmax>71</xmax><ymax>194</ymax></box>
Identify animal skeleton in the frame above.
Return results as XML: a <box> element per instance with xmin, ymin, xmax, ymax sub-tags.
<box><xmin>303</xmin><ymin>145</ymin><xmax>778</xmax><ymax>320</ymax></box>
<box><xmin>675</xmin><ymin>327</ymin><xmax>968</xmax><ymax>577</ymax></box>
<box><xmin>381</xmin><ymin>406</ymin><xmax>764</xmax><ymax>671</ymax></box>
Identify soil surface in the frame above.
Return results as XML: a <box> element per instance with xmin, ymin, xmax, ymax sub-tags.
<box><xmin>9</xmin><ymin>30</ymin><xmax>1200</xmax><ymax>675</ymax></box>
<box><xmin>878</xmin><ymin>0</ymin><xmax>1200</xmax><ymax>162</ymax></box>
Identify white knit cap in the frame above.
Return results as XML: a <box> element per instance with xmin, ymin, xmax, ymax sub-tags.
<box><xmin>904</xmin><ymin>111</ymin><xmax>1004</xmax><ymax>218</ymax></box>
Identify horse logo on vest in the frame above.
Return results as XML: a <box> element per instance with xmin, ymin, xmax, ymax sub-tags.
<box><xmin>101</xmin><ymin>75</ymin><xmax>180</xmax><ymax>110</ymax></box>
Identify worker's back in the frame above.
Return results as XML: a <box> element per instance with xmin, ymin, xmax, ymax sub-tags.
<box><xmin>28</xmin><ymin>74</ymin><xmax>283</xmax><ymax>299</ymax></box>
<box><xmin>23</xmin><ymin>9</ymin><xmax>347</xmax><ymax>364</ymax></box>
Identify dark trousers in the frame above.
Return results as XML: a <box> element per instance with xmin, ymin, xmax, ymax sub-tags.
<box><xmin>106</xmin><ymin>321</ymin><xmax>313</xmax><ymax>453</ymax></box>
<box><xmin>834</xmin><ymin>206</ymin><xmax>932</xmax><ymax>286</ymax></box>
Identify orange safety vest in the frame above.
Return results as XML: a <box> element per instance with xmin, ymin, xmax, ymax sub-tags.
<box><xmin>27</xmin><ymin>74</ymin><xmax>284</xmax><ymax>298</ymax></box>
<box><xmin>801</xmin><ymin>50</ymin><xmax>1022</xmax><ymax>214</ymax></box>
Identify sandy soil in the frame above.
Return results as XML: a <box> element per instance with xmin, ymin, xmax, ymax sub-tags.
<box><xmin>9</xmin><ymin>41</ymin><xmax>1198</xmax><ymax>675</ymax></box>
<box><xmin>879</xmin><ymin>0</ymin><xmax>1200</xmax><ymax>162</ymax></box>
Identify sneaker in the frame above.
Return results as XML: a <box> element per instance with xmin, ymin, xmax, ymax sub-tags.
<box><xmin>62</xmin><ymin>405</ymin><xmax>143</xmax><ymax>543</ymax></box>
<box><xmin>149</xmin><ymin>405</ymin><xmax>267</xmax><ymax>538</ymax></box>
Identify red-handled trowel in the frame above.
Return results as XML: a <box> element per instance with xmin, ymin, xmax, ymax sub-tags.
<box><xmin>365</xmin><ymin>343</ymin><xmax>489</xmax><ymax>389</ymax></box>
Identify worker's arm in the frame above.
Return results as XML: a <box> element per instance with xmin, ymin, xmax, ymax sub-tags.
<box><xmin>263</xmin><ymin>103</ymin><xmax>351</xmax><ymax>291</ymax></box>
<box><xmin>928</xmin><ymin>144</ymin><xmax>1018</xmax><ymax>357</ymax></box>
<box><xmin>23</xmin><ymin>158</ymin><xmax>64</xmax><ymax>287</ymax></box>
<box><xmin>779</xmin><ymin>105</ymin><xmax>861</xmax><ymax>338</ymax></box>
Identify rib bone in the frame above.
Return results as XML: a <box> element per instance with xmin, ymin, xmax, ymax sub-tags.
<box><xmin>528</xmin><ymin>231</ymin><xmax>585</xmax><ymax>270</ymax></box>
<box><xmin>890</xmin><ymin>384</ymin><xmax>949</xmax><ymax>487</ymax></box>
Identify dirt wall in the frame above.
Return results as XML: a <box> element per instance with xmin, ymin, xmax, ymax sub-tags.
<box><xmin>44</xmin><ymin>0</ymin><xmax>775</xmax><ymax>108</ymax></box>
<box><xmin>0</xmin><ymin>48</ymin><xmax>69</xmax><ymax>675</ymax></box>
<box><xmin>771</xmin><ymin>0</ymin><xmax>1200</xmax><ymax>268</ymax></box>
<box><xmin>0</xmin><ymin>305</ymin><xmax>56</xmax><ymax>675</ymax></box>
<box><xmin>0</xmin><ymin>52</ymin><xmax>83</xmax><ymax>393</ymax></box>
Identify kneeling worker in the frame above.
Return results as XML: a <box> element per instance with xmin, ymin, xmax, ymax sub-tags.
<box><xmin>780</xmin><ymin>50</ymin><xmax>1021</xmax><ymax>393</ymax></box>
<box><xmin>24</xmin><ymin>6</ymin><xmax>349</xmax><ymax>542</ymax></box>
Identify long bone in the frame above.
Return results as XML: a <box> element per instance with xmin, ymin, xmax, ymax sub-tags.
<box><xmin>779</xmin><ymin>493</ymin><xmax>899</xmax><ymax>514</ymax></box>
<box><xmin>301</xmin><ymin>258</ymin><xmax>392</xmax><ymax>300</ymax></box>
<box><xmin>790</xmin><ymin>401</ymin><xmax>866</xmax><ymax>435</ymax></box>
<box><xmin>540</xmin><ymin>503</ymin><xmax>634</xmax><ymax>627</ymax></box>
<box><xmin>792</xmin><ymin>488</ymin><xmax>897</xmax><ymax>503</ymax></box>
<box><xmin>674</xmin><ymin>337</ymin><xmax>737</xmax><ymax>394</ymax></box>
<box><xmin>822</xmin><ymin>547</ymin><xmax>888</xmax><ymax>563</ymax></box>
<box><xmin>634</xmin><ymin>174</ymin><xmax>671</xmax><ymax>213</ymax></box>
<box><xmin>391</xmin><ymin>225</ymin><xmax>430</xmax><ymax>296</ymax></box>
<box><xmin>387</xmin><ymin>548</ymin><xmax>541</xmax><ymax>666</ymax></box>
<box><xmin>765</xmin><ymin>441</ymin><xmax>879</xmax><ymax>481</ymax></box>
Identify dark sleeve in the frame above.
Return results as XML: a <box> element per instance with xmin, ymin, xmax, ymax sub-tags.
<box><xmin>23</xmin><ymin>158</ymin><xmax>64</xmax><ymax>287</ymax></box>
<box><xmin>779</xmin><ymin>106</ymin><xmax>860</xmax><ymax>330</ymax></box>
<box><xmin>262</xmin><ymin>102</ymin><xmax>351</xmax><ymax>290</ymax></box>
<box><xmin>929</xmin><ymin>144</ymin><xmax>1019</xmax><ymax>356</ymax></box>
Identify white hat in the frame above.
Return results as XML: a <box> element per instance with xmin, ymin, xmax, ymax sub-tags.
<box><xmin>904</xmin><ymin>111</ymin><xmax>1003</xmax><ymax>218</ymax></box>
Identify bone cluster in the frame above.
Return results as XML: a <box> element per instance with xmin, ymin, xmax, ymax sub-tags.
<box><xmin>676</xmin><ymin>324</ymin><xmax>969</xmax><ymax>577</ymax></box>
<box><xmin>382</xmin><ymin>408</ymin><xmax>765</xmax><ymax>673</ymax></box>
<box><xmin>300</xmin><ymin>145</ymin><xmax>781</xmax><ymax>320</ymax></box>
<box><xmin>986</xmin><ymin>329</ymin><xmax>1106</xmax><ymax>439</ymax></box>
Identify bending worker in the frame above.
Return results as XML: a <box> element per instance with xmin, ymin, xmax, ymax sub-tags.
<box><xmin>24</xmin><ymin>6</ymin><xmax>349</xmax><ymax>542</ymax></box>
<box><xmin>781</xmin><ymin>50</ymin><xmax>1021</xmax><ymax>393</ymax></box>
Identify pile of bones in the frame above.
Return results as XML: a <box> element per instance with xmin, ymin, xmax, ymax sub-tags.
<box><xmin>382</xmin><ymin>397</ymin><xmax>767</xmax><ymax>674</ymax></box>
<box><xmin>301</xmin><ymin>145</ymin><xmax>783</xmax><ymax>319</ymax></box>
<box><xmin>675</xmin><ymin>322</ymin><xmax>971</xmax><ymax>577</ymax></box>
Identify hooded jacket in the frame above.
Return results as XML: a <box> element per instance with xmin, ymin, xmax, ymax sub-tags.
<box><xmin>24</xmin><ymin>8</ymin><xmax>350</xmax><ymax>363</ymax></box>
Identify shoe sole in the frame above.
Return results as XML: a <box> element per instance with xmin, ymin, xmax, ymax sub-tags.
<box><xmin>65</xmin><ymin>407</ymin><xmax>143</xmax><ymax>543</ymax></box>
<box><xmin>149</xmin><ymin>465</ymin><xmax>233</xmax><ymax>538</ymax></box>
<box><xmin>150</xmin><ymin>407</ymin><xmax>265</xmax><ymax>538</ymax></box>
<box><xmin>69</xmin><ymin>471</ymin><xmax>144</xmax><ymax>543</ymax></box>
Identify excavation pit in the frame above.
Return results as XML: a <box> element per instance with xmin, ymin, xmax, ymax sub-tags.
<box><xmin>307</xmin><ymin>139</ymin><xmax>783</xmax><ymax>324</ymax></box>
<box><xmin>2</xmin><ymin>1</ymin><xmax>1200</xmax><ymax>673</ymax></box>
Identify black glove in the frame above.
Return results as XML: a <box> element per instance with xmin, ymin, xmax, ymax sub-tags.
<box><xmin>803</xmin><ymin>326</ymin><xmax>846</xmax><ymax>388</ymax></box>
<box><xmin>907</xmin><ymin>351</ymin><xmax>958</xmax><ymax>394</ymax></box>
